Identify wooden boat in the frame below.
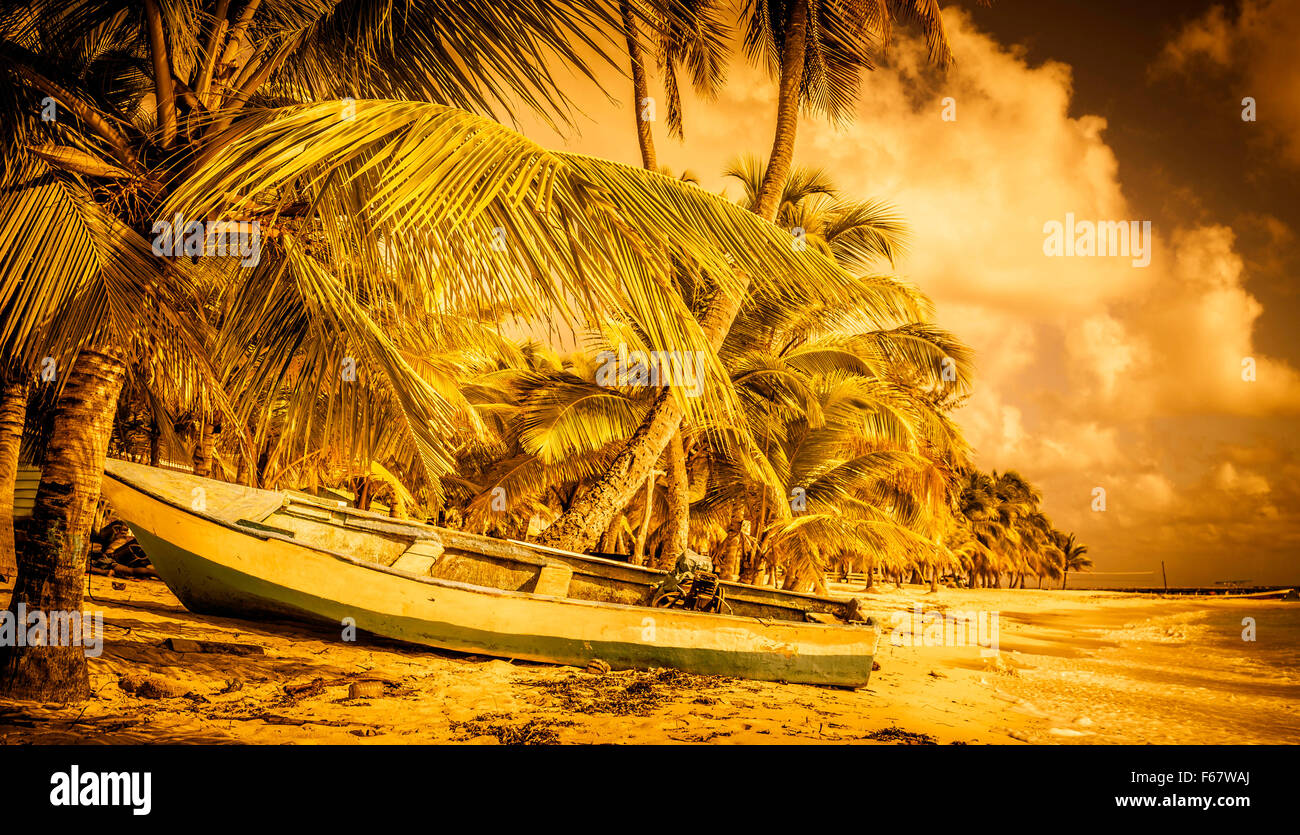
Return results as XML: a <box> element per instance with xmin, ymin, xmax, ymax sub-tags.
<box><xmin>268</xmin><ymin>489</ymin><xmax>871</xmax><ymax>624</ymax></box>
<box><xmin>101</xmin><ymin>460</ymin><xmax>879</xmax><ymax>687</ymax></box>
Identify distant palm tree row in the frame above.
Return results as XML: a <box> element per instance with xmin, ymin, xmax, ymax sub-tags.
<box><xmin>951</xmin><ymin>470</ymin><xmax>1092</xmax><ymax>590</ymax></box>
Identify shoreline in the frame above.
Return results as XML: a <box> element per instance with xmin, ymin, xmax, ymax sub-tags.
<box><xmin>1</xmin><ymin>576</ymin><xmax>1296</xmax><ymax>744</ymax></box>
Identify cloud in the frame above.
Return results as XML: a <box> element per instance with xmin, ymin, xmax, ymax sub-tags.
<box><xmin>1154</xmin><ymin>0</ymin><xmax>1300</xmax><ymax>167</ymax></box>
<box><xmin>1153</xmin><ymin>5</ymin><xmax>1235</xmax><ymax>70</ymax></box>
<box><xmin>512</xmin><ymin>8</ymin><xmax>1300</xmax><ymax>583</ymax></box>
<box><xmin>782</xmin><ymin>10</ymin><xmax>1300</xmax><ymax>581</ymax></box>
<box><xmin>1214</xmin><ymin>461</ymin><xmax>1271</xmax><ymax>496</ymax></box>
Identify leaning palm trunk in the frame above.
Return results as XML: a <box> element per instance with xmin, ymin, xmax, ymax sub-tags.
<box><xmin>537</xmin><ymin>0</ymin><xmax>810</xmax><ymax>553</ymax></box>
<box><xmin>0</xmin><ymin>351</ymin><xmax>125</xmax><ymax>702</ymax></box>
<box><xmin>537</xmin><ymin>388</ymin><xmax>682</xmax><ymax>552</ymax></box>
<box><xmin>0</xmin><ymin>379</ymin><xmax>27</xmax><ymax>579</ymax></box>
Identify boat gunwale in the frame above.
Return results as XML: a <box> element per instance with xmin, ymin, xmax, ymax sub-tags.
<box><xmin>276</xmin><ymin>477</ymin><xmax>859</xmax><ymax>608</ymax></box>
<box><xmin>104</xmin><ymin>463</ymin><xmax>876</xmax><ymax>634</ymax></box>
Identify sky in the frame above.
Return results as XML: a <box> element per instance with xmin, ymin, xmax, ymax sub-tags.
<box><xmin>511</xmin><ymin>0</ymin><xmax>1300</xmax><ymax>586</ymax></box>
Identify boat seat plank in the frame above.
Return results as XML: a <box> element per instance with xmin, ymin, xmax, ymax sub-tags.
<box><xmin>390</xmin><ymin>552</ymin><xmax>435</xmax><ymax>576</ymax></box>
<box><xmin>387</xmin><ymin>539</ymin><xmax>447</xmax><ymax>575</ymax></box>
<box><xmin>280</xmin><ymin>503</ymin><xmax>440</xmax><ymax>541</ymax></box>
<box><xmin>534</xmin><ymin>563</ymin><xmax>573</xmax><ymax>598</ymax></box>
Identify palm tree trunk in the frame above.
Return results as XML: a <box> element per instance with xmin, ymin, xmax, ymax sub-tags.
<box><xmin>599</xmin><ymin>514</ymin><xmax>622</xmax><ymax>554</ymax></box>
<box><xmin>537</xmin><ymin>388</ymin><xmax>683</xmax><ymax>553</ymax></box>
<box><xmin>148</xmin><ymin>419</ymin><xmax>161</xmax><ymax>467</ymax></box>
<box><xmin>716</xmin><ymin>503</ymin><xmax>743</xmax><ymax>579</ymax></box>
<box><xmin>631</xmin><ymin>470</ymin><xmax>655</xmax><ymax>565</ymax></box>
<box><xmin>657</xmin><ymin>429</ymin><xmax>689</xmax><ymax>569</ymax></box>
<box><xmin>621</xmin><ymin>0</ymin><xmax>657</xmax><ymax>171</ymax></box>
<box><xmin>780</xmin><ymin>561</ymin><xmax>802</xmax><ymax>591</ymax></box>
<box><xmin>737</xmin><ymin>544</ymin><xmax>762</xmax><ymax>585</ymax></box>
<box><xmin>1061</xmin><ymin>570</ymin><xmax>1068</xmax><ymax>590</ymax></box>
<box><xmin>0</xmin><ymin>379</ymin><xmax>28</xmax><ymax>580</ymax></box>
<box><xmin>353</xmin><ymin>477</ymin><xmax>372</xmax><ymax>511</ymax></box>
<box><xmin>538</xmin><ymin>0</ymin><xmax>809</xmax><ymax>552</ymax></box>
<box><xmin>192</xmin><ymin>419</ymin><xmax>215</xmax><ymax>477</ymax></box>
<box><xmin>0</xmin><ymin>350</ymin><xmax>125</xmax><ymax>702</ymax></box>
<box><xmin>753</xmin><ymin>0</ymin><xmax>809</xmax><ymax>221</ymax></box>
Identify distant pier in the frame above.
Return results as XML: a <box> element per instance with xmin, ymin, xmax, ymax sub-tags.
<box><xmin>1107</xmin><ymin>586</ymin><xmax>1297</xmax><ymax>598</ymax></box>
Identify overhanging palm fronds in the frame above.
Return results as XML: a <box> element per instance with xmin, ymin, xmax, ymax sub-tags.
<box><xmin>165</xmin><ymin>100</ymin><xmax>917</xmax><ymax>431</ymax></box>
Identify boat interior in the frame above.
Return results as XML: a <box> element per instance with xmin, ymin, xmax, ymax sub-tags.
<box><xmin>114</xmin><ymin>464</ymin><xmax>869</xmax><ymax>625</ymax></box>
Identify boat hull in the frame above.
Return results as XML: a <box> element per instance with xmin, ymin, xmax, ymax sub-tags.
<box><xmin>103</xmin><ymin>464</ymin><xmax>878</xmax><ymax>687</ymax></box>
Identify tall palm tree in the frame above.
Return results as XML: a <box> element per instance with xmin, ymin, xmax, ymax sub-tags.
<box><xmin>620</xmin><ymin>0</ymin><xmax>729</xmax><ymax>170</ymax></box>
<box><xmin>682</xmin><ymin>163</ymin><xmax>970</xmax><ymax>589</ymax></box>
<box><xmin>481</xmin><ymin>163</ymin><xmax>967</xmax><ymax>586</ymax></box>
<box><xmin>616</xmin><ymin>4</ymin><xmax>727</xmax><ymax>566</ymax></box>
<box><xmin>0</xmin><ymin>0</ymin><xmax>860</xmax><ymax>701</ymax></box>
<box><xmin>538</xmin><ymin>0</ymin><xmax>964</xmax><ymax>554</ymax></box>
<box><xmin>0</xmin><ymin>375</ymin><xmax>24</xmax><ymax>579</ymax></box>
<box><xmin>1057</xmin><ymin>531</ymin><xmax>1091</xmax><ymax>590</ymax></box>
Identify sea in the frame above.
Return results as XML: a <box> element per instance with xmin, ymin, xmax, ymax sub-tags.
<box><xmin>1009</xmin><ymin>599</ymin><xmax>1300</xmax><ymax>744</ymax></box>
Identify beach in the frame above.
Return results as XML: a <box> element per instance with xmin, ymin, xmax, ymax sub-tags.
<box><xmin>2</xmin><ymin>575</ymin><xmax>1295</xmax><ymax>745</ymax></box>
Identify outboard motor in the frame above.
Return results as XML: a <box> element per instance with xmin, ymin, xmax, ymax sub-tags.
<box><xmin>650</xmin><ymin>549</ymin><xmax>726</xmax><ymax>613</ymax></box>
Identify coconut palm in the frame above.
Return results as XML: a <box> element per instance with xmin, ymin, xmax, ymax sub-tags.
<box><xmin>539</xmin><ymin>0</ymin><xmax>965</xmax><ymax>554</ymax></box>
<box><xmin>677</xmin><ymin>163</ymin><xmax>970</xmax><ymax>588</ymax></box>
<box><xmin>0</xmin><ymin>376</ymin><xmax>24</xmax><ymax>579</ymax></box>
<box><xmin>460</xmin><ymin>162</ymin><xmax>963</xmax><ymax>586</ymax></box>
<box><xmin>615</xmin><ymin>1</ymin><xmax>727</xmax><ymax>565</ymax></box>
<box><xmin>1057</xmin><ymin>531</ymin><xmax>1091</xmax><ymax>590</ymax></box>
<box><xmin>620</xmin><ymin>0</ymin><xmax>729</xmax><ymax>169</ymax></box>
<box><xmin>0</xmin><ymin>0</ymin><xmax>875</xmax><ymax>702</ymax></box>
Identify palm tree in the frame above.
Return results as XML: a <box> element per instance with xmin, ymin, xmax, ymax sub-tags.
<box><xmin>0</xmin><ymin>375</ymin><xmax>24</xmax><ymax>579</ymax></box>
<box><xmin>475</xmin><ymin>163</ymin><xmax>966</xmax><ymax>587</ymax></box>
<box><xmin>614</xmin><ymin>4</ymin><xmax>727</xmax><ymax>566</ymax></box>
<box><xmin>1057</xmin><ymin>532</ymin><xmax>1091</xmax><ymax>590</ymax></box>
<box><xmin>952</xmin><ymin>467</ymin><xmax>1078</xmax><ymax>590</ymax></box>
<box><xmin>620</xmin><ymin>0</ymin><xmax>729</xmax><ymax>170</ymax></box>
<box><xmin>0</xmin><ymin>0</ymin><xmax>861</xmax><ymax>701</ymax></box>
<box><xmin>681</xmin><ymin>163</ymin><xmax>970</xmax><ymax>589</ymax></box>
<box><xmin>538</xmin><ymin>0</ymin><xmax>963</xmax><ymax>554</ymax></box>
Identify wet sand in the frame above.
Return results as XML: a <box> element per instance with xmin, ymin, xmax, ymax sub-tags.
<box><xmin>1</xmin><ymin>575</ymin><xmax>1295</xmax><ymax>744</ymax></box>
